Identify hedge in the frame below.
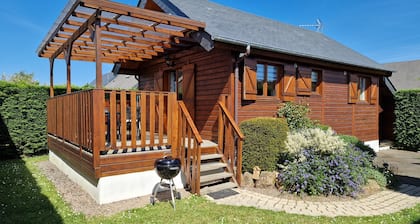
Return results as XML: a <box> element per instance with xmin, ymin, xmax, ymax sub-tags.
<box><xmin>240</xmin><ymin>117</ymin><xmax>289</xmax><ymax>172</ymax></box>
<box><xmin>394</xmin><ymin>90</ymin><xmax>420</xmax><ymax>151</ymax></box>
<box><xmin>0</xmin><ymin>81</ymin><xmax>87</xmax><ymax>159</ymax></box>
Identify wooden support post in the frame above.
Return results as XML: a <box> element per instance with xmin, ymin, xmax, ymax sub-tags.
<box><xmin>95</xmin><ymin>17</ymin><xmax>103</xmax><ymax>89</ymax></box>
<box><xmin>92</xmin><ymin>89</ymin><xmax>105</xmax><ymax>178</ymax></box>
<box><xmin>64</xmin><ymin>42</ymin><xmax>73</xmax><ymax>94</ymax></box>
<box><xmin>49</xmin><ymin>58</ymin><xmax>55</xmax><ymax>97</ymax></box>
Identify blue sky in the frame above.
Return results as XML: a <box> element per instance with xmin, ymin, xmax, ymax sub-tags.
<box><xmin>0</xmin><ymin>0</ymin><xmax>419</xmax><ymax>86</ymax></box>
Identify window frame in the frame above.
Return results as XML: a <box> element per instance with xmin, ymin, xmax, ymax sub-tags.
<box><xmin>256</xmin><ymin>62</ymin><xmax>281</xmax><ymax>98</ymax></box>
<box><xmin>310</xmin><ymin>69</ymin><xmax>322</xmax><ymax>95</ymax></box>
<box><xmin>349</xmin><ymin>74</ymin><xmax>373</xmax><ymax>104</ymax></box>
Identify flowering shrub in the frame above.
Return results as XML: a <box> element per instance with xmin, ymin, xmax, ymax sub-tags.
<box><xmin>285</xmin><ymin>128</ymin><xmax>346</xmax><ymax>156</ymax></box>
<box><xmin>279</xmin><ymin>148</ymin><xmax>372</xmax><ymax>196</ymax></box>
<box><xmin>277</xmin><ymin>102</ymin><xmax>315</xmax><ymax>130</ymax></box>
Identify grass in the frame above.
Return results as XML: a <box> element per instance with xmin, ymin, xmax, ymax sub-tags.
<box><xmin>1</xmin><ymin>155</ymin><xmax>420</xmax><ymax>224</ymax></box>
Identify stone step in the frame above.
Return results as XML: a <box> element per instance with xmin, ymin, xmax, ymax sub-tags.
<box><xmin>201</xmin><ymin>162</ymin><xmax>227</xmax><ymax>172</ymax></box>
<box><xmin>200</xmin><ymin>171</ymin><xmax>232</xmax><ymax>184</ymax></box>
<box><xmin>200</xmin><ymin>181</ymin><xmax>237</xmax><ymax>195</ymax></box>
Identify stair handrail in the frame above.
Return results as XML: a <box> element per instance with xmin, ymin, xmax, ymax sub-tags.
<box><xmin>178</xmin><ymin>101</ymin><xmax>203</xmax><ymax>194</ymax></box>
<box><xmin>217</xmin><ymin>101</ymin><xmax>244</xmax><ymax>186</ymax></box>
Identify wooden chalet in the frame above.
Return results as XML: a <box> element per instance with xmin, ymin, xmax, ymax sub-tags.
<box><xmin>37</xmin><ymin>0</ymin><xmax>392</xmax><ymax>204</ymax></box>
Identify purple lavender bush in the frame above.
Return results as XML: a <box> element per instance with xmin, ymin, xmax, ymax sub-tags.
<box><xmin>279</xmin><ymin>128</ymin><xmax>374</xmax><ymax>197</ymax></box>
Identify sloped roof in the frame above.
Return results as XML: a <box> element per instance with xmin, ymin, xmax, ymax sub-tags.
<box><xmin>140</xmin><ymin>0</ymin><xmax>390</xmax><ymax>73</ymax></box>
<box><xmin>90</xmin><ymin>72</ymin><xmax>138</xmax><ymax>89</ymax></box>
<box><xmin>384</xmin><ymin>60</ymin><xmax>420</xmax><ymax>90</ymax></box>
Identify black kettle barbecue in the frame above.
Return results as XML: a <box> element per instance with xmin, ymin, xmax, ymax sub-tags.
<box><xmin>150</xmin><ymin>156</ymin><xmax>181</xmax><ymax>209</ymax></box>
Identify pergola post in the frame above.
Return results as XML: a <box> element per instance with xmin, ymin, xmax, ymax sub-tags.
<box><xmin>95</xmin><ymin>17</ymin><xmax>102</xmax><ymax>89</ymax></box>
<box><xmin>64</xmin><ymin>43</ymin><xmax>73</xmax><ymax>94</ymax></box>
<box><xmin>49</xmin><ymin>58</ymin><xmax>55</xmax><ymax>97</ymax></box>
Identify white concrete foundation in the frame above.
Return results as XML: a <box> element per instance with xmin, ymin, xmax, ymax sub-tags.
<box><xmin>49</xmin><ymin>151</ymin><xmax>184</xmax><ymax>204</ymax></box>
<box><xmin>364</xmin><ymin>140</ymin><xmax>380</xmax><ymax>152</ymax></box>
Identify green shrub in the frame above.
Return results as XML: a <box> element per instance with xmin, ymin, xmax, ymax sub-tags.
<box><xmin>394</xmin><ymin>90</ymin><xmax>420</xmax><ymax>151</ymax></box>
<box><xmin>277</xmin><ymin>102</ymin><xmax>315</xmax><ymax>130</ymax></box>
<box><xmin>285</xmin><ymin>128</ymin><xmax>346</xmax><ymax>156</ymax></box>
<box><xmin>365</xmin><ymin>168</ymin><xmax>387</xmax><ymax>188</ymax></box>
<box><xmin>240</xmin><ymin>117</ymin><xmax>289</xmax><ymax>172</ymax></box>
<box><xmin>339</xmin><ymin>134</ymin><xmax>376</xmax><ymax>158</ymax></box>
<box><xmin>0</xmin><ymin>81</ymin><xmax>87</xmax><ymax>157</ymax></box>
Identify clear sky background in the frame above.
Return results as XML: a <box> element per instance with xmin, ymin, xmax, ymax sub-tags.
<box><xmin>0</xmin><ymin>0</ymin><xmax>419</xmax><ymax>86</ymax></box>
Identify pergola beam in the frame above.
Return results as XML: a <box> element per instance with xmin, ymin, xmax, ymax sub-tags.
<box><xmin>51</xmin><ymin>11</ymin><xmax>99</xmax><ymax>60</ymax></box>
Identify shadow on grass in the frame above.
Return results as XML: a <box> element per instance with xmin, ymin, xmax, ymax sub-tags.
<box><xmin>0</xmin><ymin>158</ymin><xmax>63</xmax><ymax>224</ymax></box>
<box><xmin>0</xmin><ymin>114</ymin><xmax>19</xmax><ymax>160</ymax></box>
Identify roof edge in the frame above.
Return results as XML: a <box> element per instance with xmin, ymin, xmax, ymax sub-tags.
<box><xmin>214</xmin><ymin>35</ymin><xmax>392</xmax><ymax>74</ymax></box>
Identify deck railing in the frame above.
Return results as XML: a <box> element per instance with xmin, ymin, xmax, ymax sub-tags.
<box><xmin>217</xmin><ymin>100</ymin><xmax>244</xmax><ymax>186</ymax></box>
<box><xmin>47</xmin><ymin>89</ymin><xmax>178</xmax><ymax>177</ymax></box>
<box><xmin>177</xmin><ymin>101</ymin><xmax>203</xmax><ymax>194</ymax></box>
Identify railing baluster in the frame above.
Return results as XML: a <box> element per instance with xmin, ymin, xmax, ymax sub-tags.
<box><xmin>130</xmin><ymin>91</ymin><xmax>137</xmax><ymax>149</ymax></box>
<box><xmin>120</xmin><ymin>91</ymin><xmax>127</xmax><ymax>148</ymax></box>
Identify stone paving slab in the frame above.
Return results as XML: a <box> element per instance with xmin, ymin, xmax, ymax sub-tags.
<box><xmin>206</xmin><ymin>184</ymin><xmax>420</xmax><ymax>217</ymax></box>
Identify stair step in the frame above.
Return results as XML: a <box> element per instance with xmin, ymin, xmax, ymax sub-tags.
<box><xmin>200</xmin><ymin>172</ymin><xmax>232</xmax><ymax>184</ymax></box>
<box><xmin>200</xmin><ymin>153</ymin><xmax>222</xmax><ymax>161</ymax></box>
<box><xmin>201</xmin><ymin>162</ymin><xmax>227</xmax><ymax>172</ymax></box>
<box><xmin>201</xmin><ymin>181</ymin><xmax>237</xmax><ymax>195</ymax></box>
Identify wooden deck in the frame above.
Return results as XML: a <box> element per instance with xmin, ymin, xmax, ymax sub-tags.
<box><xmin>47</xmin><ymin>89</ymin><xmax>179</xmax><ymax>178</ymax></box>
<box><xmin>47</xmin><ymin>89</ymin><xmax>243</xmax><ymax>194</ymax></box>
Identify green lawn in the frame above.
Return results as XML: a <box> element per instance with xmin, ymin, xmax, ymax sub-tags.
<box><xmin>1</xmin><ymin>155</ymin><xmax>419</xmax><ymax>224</ymax></box>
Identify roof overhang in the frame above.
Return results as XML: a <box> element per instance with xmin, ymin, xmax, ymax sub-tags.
<box><xmin>37</xmin><ymin>0</ymin><xmax>206</xmax><ymax>63</ymax></box>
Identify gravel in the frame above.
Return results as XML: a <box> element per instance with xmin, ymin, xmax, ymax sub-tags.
<box><xmin>37</xmin><ymin>161</ymin><xmax>189</xmax><ymax>217</ymax></box>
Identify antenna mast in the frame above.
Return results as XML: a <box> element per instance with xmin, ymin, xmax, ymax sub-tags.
<box><xmin>299</xmin><ymin>18</ymin><xmax>323</xmax><ymax>32</ymax></box>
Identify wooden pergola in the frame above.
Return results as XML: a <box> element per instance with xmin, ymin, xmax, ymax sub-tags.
<box><xmin>37</xmin><ymin>0</ymin><xmax>205</xmax><ymax>96</ymax></box>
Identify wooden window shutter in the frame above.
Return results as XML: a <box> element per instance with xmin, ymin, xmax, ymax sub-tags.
<box><xmin>348</xmin><ymin>74</ymin><xmax>358</xmax><ymax>104</ymax></box>
<box><xmin>154</xmin><ymin>70</ymin><xmax>164</xmax><ymax>91</ymax></box>
<box><xmin>282</xmin><ymin>64</ymin><xmax>296</xmax><ymax>101</ymax></box>
<box><xmin>296</xmin><ymin>67</ymin><xmax>311</xmax><ymax>95</ymax></box>
<box><xmin>370</xmin><ymin>76</ymin><xmax>379</xmax><ymax>105</ymax></box>
<box><xmin>182</xmin><ymin>64</ymin><xmax>195</xmax><ymax>119</ymax></box>
<box><xmin>242</xmin><ymin>57</ymin><xmax>257</xmax><ymax>100</ymax></box>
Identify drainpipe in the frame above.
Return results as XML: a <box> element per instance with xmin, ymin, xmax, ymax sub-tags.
<box><xmin>234</xmin><ymin>44</ymin><xmax>251</xmax><ymax>123</ymax></box>
<box><xmin>234</xmin><ymin>60</ymin><xmax>239</xmax><ymax>123</ymax></box>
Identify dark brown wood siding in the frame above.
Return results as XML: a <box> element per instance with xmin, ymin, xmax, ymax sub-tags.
<box><xmin>131</xmin><ymin>44</ymin><xmax>383</xmax><ymax>142</ymax></box>
<box><xmin>137</xmin><ymin>46</ymin><xmax>232</xmax><ymax>140</ymax></box>
<box><xmin>238</xmin><ymin>63</ymin><xmax>380</xmax><ymax>142</ymax></box>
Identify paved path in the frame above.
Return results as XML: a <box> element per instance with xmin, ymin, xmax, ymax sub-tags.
<box><xmin>207</xmin><ymin>184</ymin><xmax>420</xmax><ymax>217</ymax></box>
<box><xmin>374</xmin><ymin>150</ymin><xmax>420</xmax><ymax>186</ymax></box>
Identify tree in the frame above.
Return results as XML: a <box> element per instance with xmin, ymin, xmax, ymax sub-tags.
<box><xmin>1</xmin><ymin>71</ymin><xmax>39</xmax><ymax>85</ymax></box>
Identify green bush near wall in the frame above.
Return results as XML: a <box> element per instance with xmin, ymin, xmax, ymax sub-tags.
<box><xmin>240</xmin><ymin>117</ymin><xmax>289</xmax><ymax>172</ymax></box>
<box><xmin>0</xmin><ymin>81</ymin><xmax>88</xmax><ymax>159</ymax></box>
<box><xmin>394</xmin><ymin>90</ymin><xmax>420</xmax><ymax>151</ymax></box>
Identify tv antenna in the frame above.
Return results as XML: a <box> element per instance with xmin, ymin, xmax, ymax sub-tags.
<box><xmin>299</xmin><ymin>18</ymin><xmax>323</xmax><ymax>32</ymax></box>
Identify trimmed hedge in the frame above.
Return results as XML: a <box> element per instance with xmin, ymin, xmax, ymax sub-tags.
<box><xmin>394</xmin><ymin>90</ymin><xmax>420</xmax><ymax>151</ymax></box>
<box><xmin>0</xmin><ymin>81</ymin><xmax>87</xmax><ymax>158</ymax></box>
<box><xmin>240</xmin><ymin>117</ymin><xmax>289</xmax><ymax>172</ymax></box>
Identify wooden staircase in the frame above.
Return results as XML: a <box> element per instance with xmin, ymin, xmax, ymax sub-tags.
<box><xmin>198</xmin><ymin>141</ymin><xmax>238</xmax><ymax>195</ymax></box>
<box><xmin>178</xmin><ymin>100</ymin><xmax>244</xmax><ymax>196</ymax></box>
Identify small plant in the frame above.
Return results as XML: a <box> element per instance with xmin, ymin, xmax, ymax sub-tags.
<box><xmin>339</xmin><ymin>134</ymin><xmax>376</xmax><ymax>158</ymax></box>
<box><xmin>277</xmin><ymin>102</ymin><xmax>315</xmax><ymax>130</ymax></box>
<box><xmin>240</xmin><ymin>117</ymin><xmax>289</xmax><ymax>172</ymax></box>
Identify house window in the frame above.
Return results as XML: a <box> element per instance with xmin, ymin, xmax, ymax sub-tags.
<box><xmin>256</xmin><ymin>63</ymin><xmax>279</xmax><ymax>96</ymax></box>
<box><xmin>168</xmin><ymin>70</ymin><xmax>183</xmax><ymax>100</ymax></box>
<box><xmin>349</xmin><ymin>74</ymin><xmax>377</xmax><ymax>104</ymax></box>
<box><xmin>311</xmin><ymin>70</ymin><xmax>322</xmax><ymax>93</ymax></box>
<box><xmin>359</xmin><ymin>77</ymin><xmax>367</xmax><ymax>101</ymax></box>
